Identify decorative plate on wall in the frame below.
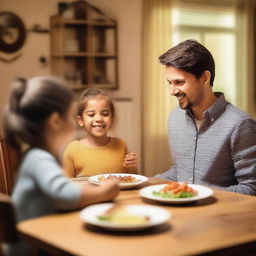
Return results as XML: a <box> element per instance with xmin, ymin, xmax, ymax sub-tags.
<box><xmin>0</xmin><ymin>12</ymin><xmax>26</xmax><ymax>53</ymax></box>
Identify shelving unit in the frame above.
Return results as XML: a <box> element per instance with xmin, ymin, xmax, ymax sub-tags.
<box><xmin>50</xmin><ymin>0</ymin><xmax>118</xmax><ymax>90</ymax></box>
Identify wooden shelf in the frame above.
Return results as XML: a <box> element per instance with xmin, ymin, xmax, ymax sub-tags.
<box><xmin>50</xmin><ymin>0</ymin><xmax>118</xmax><ymax>90</ymax></box>
<box><xmin>71</xmin><ymin>83</ymin><xmax>116</xmax><ymax>90</ymax></box>
<box><xmin>51</xmin><ymin>16</ymin><xmax>116</xmax><ymax>27</ymax></box>
<box><xmin>52</xmin><ymin>53</ymin><xmax>116</xmax><ymax>57</ymax></box>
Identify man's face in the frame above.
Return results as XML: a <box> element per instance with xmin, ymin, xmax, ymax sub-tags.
<box><xmin>165</xmin><ymin>66</ymin><xmax>206</xmax><ymax>110</ymax></box>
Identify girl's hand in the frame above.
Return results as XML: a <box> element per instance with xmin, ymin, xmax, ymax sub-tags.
<box><xmin>100</xmin><ymin>179</ymin><xmax>120</xmax><ymax>201</ymax></box>
<box><xmin>123</xmin><ymin>152</ymin><xmax>138</xmax><ymax>173</ymax></box>
<box><xmin>80</xmin><ymin>179</ymin><xmax>119</xmax><ymax>207</ymax></box>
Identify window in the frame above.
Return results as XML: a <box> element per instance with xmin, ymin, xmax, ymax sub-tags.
<box><xmin>172</xmin><ymin>3</ymin><xmax>237</xmax><ymax>104</ymax></box>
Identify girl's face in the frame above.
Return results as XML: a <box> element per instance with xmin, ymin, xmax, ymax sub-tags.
<box><xmin>78</xmin><ymin>96</ymin><xmax>112</xmax><ymax>138</ymax></box>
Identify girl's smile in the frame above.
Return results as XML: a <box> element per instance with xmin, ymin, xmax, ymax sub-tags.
<box><xmin>91</xmin><ymin>123</ymin><xmax>107</xmax><ymax>134</ymax></box>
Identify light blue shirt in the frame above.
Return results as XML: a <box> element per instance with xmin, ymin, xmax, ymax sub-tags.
<box><xmin>156</xmin><ymin>93</ymin><xmax>256</xmax><ymax>195</ymax></box>
<box><xmin>12</xmin><ymin>148</ymin><xmax>82</xmax><ymax>222</ymax></box>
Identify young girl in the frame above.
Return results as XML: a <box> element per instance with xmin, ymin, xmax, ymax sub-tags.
<box><xmin>63</xmin><ymin>88</ymin><xmax>138</xmax><ymax>178</ymax></box>
<box><xmin>3</xmin><ymin>76</ymin><xmax>119</xmax><ymax>224</ymax></box>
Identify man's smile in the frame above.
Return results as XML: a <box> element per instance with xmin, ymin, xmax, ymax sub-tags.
<box><xmin>175</xmin><ymin>93</ymin><xmax>186</xmax><ymax>100</ymax></box>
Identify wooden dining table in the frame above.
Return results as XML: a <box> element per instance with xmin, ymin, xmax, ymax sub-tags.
<box><xmin>17</xmin><ymin>177</ymin><xmax>256</xmax><ymax>256</ymax></box>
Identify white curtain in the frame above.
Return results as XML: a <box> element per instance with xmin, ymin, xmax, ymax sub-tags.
<box><xmin>142</xmin><ymin>0</ymin><xmax>177</xmax><ymax>177</ymax></box>
<box><xmin>236</xmin><ymin>0</ymin><xmax>256</xmax><ymax>119</ymax></box>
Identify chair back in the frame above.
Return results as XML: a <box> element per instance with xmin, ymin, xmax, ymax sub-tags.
<box><xmin>0</xmin><ymin>193</ymin><xmax>17</xmax><ymax>243</ymax></box>
<box><xmin>0</xmin><ymin>135</ymin><xmax>18</xmax><ymax>195</ymax></box>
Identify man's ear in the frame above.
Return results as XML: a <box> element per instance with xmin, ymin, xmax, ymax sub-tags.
<box><xmin>47</xmin><ymin>112</ymin><xmax>62</xmax><ymax>130</ymax></box>
<box><xmin>202</xmin><ymin>70</ymin><xmax>211</xmax><ymax>85</ymax></box>
<box><xmin>77</xmin><ymin>116</ymin><xmax>84</xmax><ymax>127</ymax></box>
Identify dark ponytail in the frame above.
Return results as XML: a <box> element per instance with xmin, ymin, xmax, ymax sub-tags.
<box><xmin>3</xmin><ymin>76</ymin><xmax>74</xmax><ymax>152</ymax></box>
<box><xmin>4</xmin><ymin>78</ymin><xmax>28</xmax><ymax>150</ymax></box>
<box><xmin>9</xmin><ymin>78</ymin><xmax>27</xmax><ymax>113</ymax></box>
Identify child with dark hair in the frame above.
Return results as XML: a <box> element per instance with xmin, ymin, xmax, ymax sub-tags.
<box><xmin>3</xmin><ymin>76</ymin><xmax>119</xmax><ymax>223</ymax></box>
<box><xmin>63</xmin><ymin>88</ymin><xmax>138</xmax><ymax>178</ymax></box>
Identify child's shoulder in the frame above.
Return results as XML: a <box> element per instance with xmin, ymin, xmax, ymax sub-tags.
<box><xmin>24</xmin><ymin>148</ymin><xmax>53</xmax><ymax>161</ymax></box>
<box><xmin>110</xmin><ymin>137</ymin><xmax>127</xmax><ymax>147</ymax></box>
<box><xmin>63</xmin><ymin>140</ymin><xmax>82</xmax><ymax>154</ymax></box>
<box><xmin>21</xmin><ymin>148</ymin><xmax>54</xmax><ymax>172</ymax></box>
<box><xmin>65</xmin><ymin>140</ymin><xmax>80</xmax><ymax>148</ymax></box>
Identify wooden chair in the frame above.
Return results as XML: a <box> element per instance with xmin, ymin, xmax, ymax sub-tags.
<box><xmin>0</xmin><ymin>134</ymin><xmax>18</xmax><ymax>195</ymax></box>
<box><xmin>0</xmin><ymin>195</ymin><xmax>55</xmax><ymax>256</ymax></box>
<box><xmin>0</xmin><ymin>193</ymin><xmax>17</xmax><ymax>256</ymax></box>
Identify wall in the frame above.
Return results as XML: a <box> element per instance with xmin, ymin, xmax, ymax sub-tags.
<box><xmin>0</xmin><ymin>0</ymin><xmax>142</xmax><ymax>164</ymax></box>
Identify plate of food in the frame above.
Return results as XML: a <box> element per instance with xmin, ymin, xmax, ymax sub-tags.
<box><xmin>80</xmin><ymin>203</ymin><xmax>171</xmax><ymax>231</ymax></box>
<box><xmin>88</xmin><ymin>173</ymin><xmax>148</xmax><ymax>189</ymax></box>
<box><xmin>140</xmin><ymin>182</ymin><xmax>214</xmax><ymax>204</ymax></box>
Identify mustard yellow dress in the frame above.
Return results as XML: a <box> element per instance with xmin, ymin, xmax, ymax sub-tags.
<box><xmin>63</xmin><ymin>137</ymin><xmax>128</xmax><ymax>177</ymax></box>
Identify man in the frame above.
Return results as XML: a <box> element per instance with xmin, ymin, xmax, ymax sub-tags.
<box><xmin>156</xmin><ymin>39</ymin><xmax>256</xmax><ymax>195</ymax></box>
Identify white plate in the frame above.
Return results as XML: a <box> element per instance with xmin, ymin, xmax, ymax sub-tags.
<box><xmin>70</xmin><ymin>176</ymin><xmax>89</xmax><ymax>184</ymax></box>
<box><xmin>88</xmin><ymin>173</ymin><xmax>148</xmax><ymax>189</ymax></box>
<box><xmin>80</xmin><ymin>203</ymin><xmax>171</xmax><ymax>231</ymax></box>
<box><xmin>140</xmin><ymin>184</ymin><xmax>214</xmax><ymax>204</ymax></box>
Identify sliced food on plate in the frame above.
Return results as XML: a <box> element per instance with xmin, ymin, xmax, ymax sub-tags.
<box><xmin>153</xmin><ymin>182</ymin><xmax>198</xmax><ymax>198</ymax></box>
<box><xmin>88</xmin><ymin>173</ymin><xmax>148</xmax><ymax>189</ymax></box>
<box><xmin>140</xmin><ymin>182</ymin><xmax>214</xmax><ymax>204</ymax></box>
<box><xmin>97</xmin><ymin>204</ymin><xmax>150</xmax><ymax>225</ymax></box>
<box><xmin>80</xmin><ymin>203</ymin><xmax>171</xmax><ymax>231</ymax></box>
<box><xmin>97</xmin><ymin>174</ymin><xmax>139</xmax><ymax>183</ymax></box>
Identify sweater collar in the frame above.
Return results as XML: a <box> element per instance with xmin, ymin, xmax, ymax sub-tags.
<box><xmin>186</xmin><ymin>92</ymin><xmax>228</xmax><ymax>122</ymax></box>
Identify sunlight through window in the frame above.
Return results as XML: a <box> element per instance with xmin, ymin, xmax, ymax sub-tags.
<box><xmin>172</xmin><ymin>5</ymin><xmax>236</xmax><ymax>104</ymax></box>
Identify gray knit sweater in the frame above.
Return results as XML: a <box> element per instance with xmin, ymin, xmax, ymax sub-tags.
<box><xmin>156</xmin><ymin>93</ymin><xmax>256</xmax><ymax>195</ymax></box>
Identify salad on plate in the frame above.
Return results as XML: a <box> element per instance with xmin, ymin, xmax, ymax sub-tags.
<box><xmin>140</xmin><ymin>183</ymin><xmax>214</xmax><ymax>204</ymax></box>
<box><xmin>153</xmin><ymin>182</ymin><xmax>197</xmax><ymax>198</ymax></box>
